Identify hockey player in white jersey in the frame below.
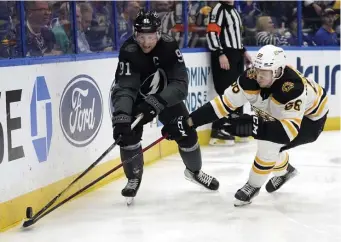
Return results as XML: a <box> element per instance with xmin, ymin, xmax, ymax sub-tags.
<box><xmin>161</xmin><ymin>45</ymin><xmax>329</xmax><ymax>206</ymax></box>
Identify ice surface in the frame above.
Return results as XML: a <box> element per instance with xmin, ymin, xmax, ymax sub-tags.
<box><xmin>2</xmin><ymin>132</ymin><xmax>340</xmax><ymax>242</ymax></box>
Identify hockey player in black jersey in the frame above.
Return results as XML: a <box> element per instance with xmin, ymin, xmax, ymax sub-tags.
<box><xmin>111</xmin><ymin>10</ymin><xmax>219</xmax><ymax>204</ymax></box>
<box><xmin>162</xmin><ymin>45</ymin><xmax>328</xmax><ymax>206</ymax></box>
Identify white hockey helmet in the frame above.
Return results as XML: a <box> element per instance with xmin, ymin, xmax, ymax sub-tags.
<box><xmin>253</xmin><ymin>45</ymin><xmax>286</xmax><ymax>80</ymax></box>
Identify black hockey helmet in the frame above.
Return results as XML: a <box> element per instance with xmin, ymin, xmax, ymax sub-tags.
<box><xmin>134</xmin><ymin>10</ymin><xmax>161</xmax><ymax>33</ymax></box>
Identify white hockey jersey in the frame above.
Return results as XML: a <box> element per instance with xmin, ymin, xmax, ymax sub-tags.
<box><xmin>210</xmin><ymin>65</ymin><xmax>329</xmax><ymax>143</ymax></box>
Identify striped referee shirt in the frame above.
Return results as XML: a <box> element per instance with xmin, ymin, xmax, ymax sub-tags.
<box><xmin>206</xmin><ymin>2</ymin><xmax>245</xmax><ymax>53</ymax></box>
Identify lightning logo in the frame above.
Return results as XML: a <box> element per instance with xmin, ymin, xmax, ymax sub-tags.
<box><xmin>140</xmin><ymin>68</ymin><xmax>167</xmax><ymax>98</ymax></box>
<box><xmin>147</xmin><ymin>71</ymin><xmax>160</xmax><ymax>96</ymax></box>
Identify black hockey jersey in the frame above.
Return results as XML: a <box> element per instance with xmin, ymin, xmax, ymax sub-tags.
<box><xmin>111</xmin><ymin>34</ymin><xmax>188</xmax><ymax>115</ymax></box>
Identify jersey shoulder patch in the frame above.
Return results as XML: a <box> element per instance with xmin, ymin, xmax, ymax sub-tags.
<box><xmin>238</xmin><ymin>68</ymin><xmax>260</xmax><ymax>93</ymax></box>
<box><xmin>119</xmin><ymin>40</ymin><xmax>140</xmax><ymax>62</ymax></box>
<box><xmin>123</xmin><ymin>43</ymin><xmax>138</xmax><ymax>53</ymax></box>
<box><xmin>271</xmin><ymin>66</ymin><xmax>305</xmax><ymax>104</ymax></box>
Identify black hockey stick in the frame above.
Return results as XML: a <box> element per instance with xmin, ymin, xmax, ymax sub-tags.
<box><xmin>23</xmin><ymin>135</ymin><xmax>165</xmax><ymax>228</ymax></box>
<box><xmin>23</xmin><ymin>114</ymin><xmax>143</xmax><ymax>226</ymax></box>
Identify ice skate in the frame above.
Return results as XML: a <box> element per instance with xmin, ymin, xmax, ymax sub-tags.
<box><xmin>121</xmin><ymin>178</ymin><xmax>142</xmax><ymax>205</ymax></box>
<box><xmin>234</xmin><ymin>182</ymin><xmax>260</xmax><ymax>207</ymax></box>
<box><xmin>184</xmin><ymin>169</ymin><xmax>219</xmax><ymax>191</ymax></box>
<box><xmin>209</xmin><ymin>129</ymin><xmax>235</xmax><ymax>146</ymax></box>
<box><xmin>265</xmin><ymin>163</ymin><xmax>298</xmax><ymax>193</ymax></box>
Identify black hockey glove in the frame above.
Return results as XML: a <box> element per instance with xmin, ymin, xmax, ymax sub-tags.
<box><xmin>112</xmin><ymin>111</ymin><xmax>136</xmax><ymax>146</ymax></box>
<box><xmin>223</xmin><ymin>114</ymin><xmax>264</xmax><ymax>138</ymax></box>
<box><xmin>161</xmin><ymin>116</ymin><xmax>192</xmax><ymax>140</ymax></box>
<box><xmin>135</xmin><ymin>94</ymin><xmax>167</xmax><ymax>125</ymax></box>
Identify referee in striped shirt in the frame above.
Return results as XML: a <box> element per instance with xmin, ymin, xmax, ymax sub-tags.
<box><xmin>206</xmin><ymin>1</ymin><xmax>252</xmax><ymax>145</ymax></box>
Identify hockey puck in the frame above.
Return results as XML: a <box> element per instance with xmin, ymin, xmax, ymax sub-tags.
<box><xmin>26</xmin><ymin>207</ymin><xmax>33</xmax><ymax>219</ymax></box>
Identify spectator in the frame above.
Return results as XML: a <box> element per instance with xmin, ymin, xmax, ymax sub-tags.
<box><xmin>314</xmin><ymin>8</ymin><xmax>339</xmax><ymax>46</ymax></box>
<box><xmin>303</xmin><ymin>0</ymin><xmax>324</xmax><ymax>32</ymax></box>
<box><xmin>152</xmin><ymin>1</ymin><xmax>170</xmax><ymax>19</ymax></box>
<box><xmin>25</xmin><ymin>1</ymin><xmax>61</xmax><ymax>56</ymax></box>
<box><xmin>257</xmin><ymin>1</ymin><xmax>295</xmax><ymax>28</ymax></box>
<box><xmin>80</xmin><ymin>2</ymin><xmax>93</xmax><ymax>32</ymax></box>
<box><xmin>240</xmin><ymin>1</ymin><xmax>262</xmax><ymax>29</ymax></box>
<box><xmin>77</xmin><ymin>3</ymin><xmax>92</xmax><ymax>53</ymax></box>
<box><xmin>284</xmin><ymin>8</ymin><xmax>315</xmax><ymax>46</ymax></box>
<box><xmin>117</xmin><ymin>1</ymin><xmax>140</xmax><ymax>47</ymax></box>
<box><xmin>51</xmin><ymin>2</ymin><xmax>72</xmax><ymax>54</ymax></box>
<box><xmin>187</xmin><ymin>1</ymin><xmax>212</xmax><ymax>48</ymax></box>
<box><xmin>86</xmin><ymin>2</ymin><xmax>114</xmax><ymax>52</ymax></box>
<box><xmin>0</xmin><ymin>2</ymin><xmax>20</xmax><ymax>58</ymax></box>
<box><xmin>255</xmin><ymin>16</ymin><xmax>287</xmax><ymax>46</ymax></box>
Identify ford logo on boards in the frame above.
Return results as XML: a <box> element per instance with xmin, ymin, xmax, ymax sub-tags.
<box><xmin>59</xmin><ymin>74</ymin><xmax>103</xmax><ymax>147</ymax></box>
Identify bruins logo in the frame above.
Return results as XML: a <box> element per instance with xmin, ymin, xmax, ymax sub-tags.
<box><xmin>246</xmin><ymin>68</ymin><xmax>257</xmax><ymax>80</ymax></box>
<box><xmin>282</xmin><ymin>81</ymin><xmax>294</xmax><ymax>92</ymax></box>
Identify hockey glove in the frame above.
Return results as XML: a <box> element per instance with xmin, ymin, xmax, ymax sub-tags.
<box><xmin>112</xmin><ymin>111</ymin><xmax>136</xmax><ymax>146</ymax></box>
<box><xmin>135</xmin><ymin>94</ymin><xmax>167</xmax><ymax>125</ymax></box>
<box><xmin>161</xmin><ymin>116</ymin><xmax>192</xmax><ymax>140</ymax></box>
<box><xmin>223</xmin><ymin>114</ymin><xmax>264</xmax><ymax>138</ymax></box>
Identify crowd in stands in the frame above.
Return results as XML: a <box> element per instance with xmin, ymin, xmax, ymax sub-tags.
<box><xmin>0</xmin><ymin>1</ymin><xmax>339</xmax><ymax>59</ymax></box>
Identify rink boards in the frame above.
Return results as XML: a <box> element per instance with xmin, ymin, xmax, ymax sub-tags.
<box><xmin>0</xmin><ymin>49</ymin><xmax>339</xmax><ymax>231</ymax></box>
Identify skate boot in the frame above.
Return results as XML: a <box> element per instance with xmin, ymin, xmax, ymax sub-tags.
<box><xmin>184</xmin><ymin>169</ymin><xmax>219</xmax><ymax>191</ymax></box>
<box><xmin>209</xmin><ymin>129</ymin><xmax>235</xmax><ymax>146</ymax></box>
<box><xmin>265</xmin><ymin>163</ymin><xmax>298</xmax><ymax>193</ymax></box>
<box><xmin>234</xmin><ymin>182</ymin><xmax>260</xmax><ymax>207</ymax></box>
<box><xmin>121</xmin><ymin>178</ymin><xmax>142</xmax><ymax>205</ymax></box>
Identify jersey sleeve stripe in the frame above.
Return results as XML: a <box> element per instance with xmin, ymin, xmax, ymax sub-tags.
<box><xmin>280</xmin><ymin>119</ymin><xmax>299</xmax><ymax>141</ymax></box>
<box><xmin>309</xmin><ymin>95</ymin><xmax>328</xmax><ymax>117</ymax></box>
<box><xmin>287</xmin><ymin>118</ymin><xmax>302</xmax><ymax>127</ymax></box>
<box><xmin>244</xmin><ymin>90</ymin><xmax>261</xmax><ymax>95</ymax></box>
<box><xmin>210</xmin><ymin>96</ymin><xmax>229</xmax><ymax>118</ymax></box>
<box><xmin>222</xmin><ymin>95</ymin><xmax>237</xmax><ymax>110</ymax></box>
<box><xmin>271</xmin><ymin>96</ymin><xmax>282</xmax><ymax>105</ymax></box>
<box><xmin>305</xmin><ymin>85</ymin><xmax>323</xmax><ymax>115</ymax></box>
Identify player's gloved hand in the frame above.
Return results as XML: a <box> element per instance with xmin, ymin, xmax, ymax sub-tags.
<box><xmin>135</xmin><ymin>94</ymin><xmax>167</xmax><ymax>125</ymax></box>
<box><xmin>161</xmin><ymin>116</ymin><xmax>192</xmax><ymax>140</ymax></box>
<box><xmin>112</xmin><ymin>111</ymin><xmax>135</xmax><ymax>146</ymax></box>
<box><xmin>223</xmin><ymin>113</ymin><xmax>264</xmax><ymax>138</ymax></box>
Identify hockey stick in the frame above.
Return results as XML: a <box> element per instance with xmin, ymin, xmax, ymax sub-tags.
<box><xmin>23</xmin><ymin>114</ymin><xmax>143</xmax><ymax>226</ymax></box>
<box><xmin>23</xmin><ymin>135</ymin><xmax>165</xmax><ymax>228</ymax></box>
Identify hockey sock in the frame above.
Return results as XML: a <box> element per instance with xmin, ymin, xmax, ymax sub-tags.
<box><xmin>272</xmin><ymin>152</ymin><xmax>289</xmax><ymax>177</ymax></box>
<box><xmin>120</xmin><ymin>143</ymin><xmax>144</xmax><ymax>179</ymax></box>
<box><xmin>179</xmin><ymin>142</ymin><xmax>202</xmax><ymax>172</ymax></box>
<box><xmin>248</xmin><ymin>155</ymin><xmax>276</xmax><ymax>187</ymax></box>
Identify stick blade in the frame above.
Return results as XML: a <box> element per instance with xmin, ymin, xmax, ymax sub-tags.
<box><xmin>23</xmin><ymin>219</ymin><xmax>35</xmax><ymax>228</ymax></box>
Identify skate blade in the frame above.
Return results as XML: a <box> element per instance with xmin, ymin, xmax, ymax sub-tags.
<box><xmin>209</xmin><ymin>138</ymin><xmax>235</xmax><ymax>146</ymax></box>
<box><xmin>125</xmin><ymin>197</ymin><xmax>134</xmax><ymax>206</ymax></box>
<box><xmin>234</xmin><ymin>199</ymin><xmax>252</xmax><ymax>207</ymax></box>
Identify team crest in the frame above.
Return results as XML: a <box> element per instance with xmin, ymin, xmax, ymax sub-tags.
<box><xmin>140</xmin><ymin>68</ymin><xmax>167</xmax><ymax>98</ymax></box>
<box><xmin>282</xmin><ymin>82</ymin><xmax>294</xmax><ymax>92</ymax></box>
<box><xmin>246</xmin><ymin>68</ymin><xmax>257</xmax><ymax>79</ymax></box>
